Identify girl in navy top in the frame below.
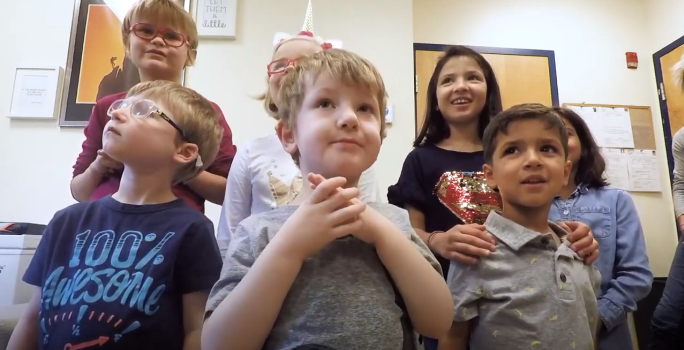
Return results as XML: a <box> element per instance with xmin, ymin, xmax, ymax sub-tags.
<box><xmin>549</xmin><ymin>107</ymin><xmax>653</xmax><ymax>350</ymax></box>
<box><xmin>388</xmin><ymin>46</ymin><xmax>601</xmax><ymax>349</ymax></box>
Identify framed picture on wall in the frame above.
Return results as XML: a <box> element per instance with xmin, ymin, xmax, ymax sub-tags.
<box><xmin>59</xmin><ymin>0</ymin><xmax>190</xmax><ymax>127</ymax></box>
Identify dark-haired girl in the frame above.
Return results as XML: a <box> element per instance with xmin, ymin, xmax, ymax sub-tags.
<box><xmin>549</xmin><ymin>107</ymin><xmax>653</xmax><ymax>350</ymax></box>
<box><xmin>387</xmin><ymin>46</ymin><xmax>600</xmax><ymax>350</ymax></box>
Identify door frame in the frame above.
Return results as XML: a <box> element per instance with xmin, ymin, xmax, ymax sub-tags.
<box><xmin>652</xmin><ymin>34</ymin><xmax>684</xmax><ymax>183</ymax></box>
<box><xmin>413</xmin><ymin>43</ymin><xmax>560</xmax><ymax>134</ymax></box>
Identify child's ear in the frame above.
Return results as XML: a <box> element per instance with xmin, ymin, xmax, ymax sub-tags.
<box><xmin>483</xmin><ymin>163</ymin><xmax>497</xmax><ymax>190</ymax></box>
<box><xmin>276</xmin><ymin>120</ymin><xmax>298</xmax><ymax>157</ymax></box>
<box><xmin>174</xmin><ymin>142</ymin><xmax>199</xmax><ymax>167</ymax></box>
<box><xmin>563</xmin><ymin>159</ymin><xmax>572</xmax><ymax>186</ymax></box>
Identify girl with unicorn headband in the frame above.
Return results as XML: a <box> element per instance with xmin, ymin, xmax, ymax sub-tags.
<box><xmin>217</xmin><ymin>0</ymin><xmax>381</xmax><ymax>250</ymax></box>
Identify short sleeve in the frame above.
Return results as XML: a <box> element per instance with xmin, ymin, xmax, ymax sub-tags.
<box><xmin>446</xmin><ymin>261</ymin><xmax>482</xmax><ymax>322</ymax></box>
<box><xmin>205</xmin><ymin>222</ymin><xmax>257</xmax><ymax>317</ymax></box>
<box><xmin>358</xmin><ymin>164</ymin><xmax>382</xmax><ymax>203</ymax></box>
<box><xmin>407</xmin><ymin>225</ymin><xmax>442</xmax><ymax>275</ymax></box>
<box><xmin>23</xmin><ymin>214</ymin><xmax>60</xmax><ymax>286</ymax></box>
<box><xmin>387</xmin><ymin>149</ymin><xmax>427</xmax><ymax>211</ymax></box>
<box><xmin>219</xmin><ymin>145</ymin><xmax>252</xmax><ymax>244</ymax></box>
<box><xmin>378</xmin><ymin>203</ymin><xmax>442</xmax><ymax>275</ymax></box>
<box><xmin>205</xmin><ymin>103</ymin><xmax>236</xmax><ymax>178</ymax></box>
<box><xmin>175</xmin><ymin>220</ymin><xmax>223</xmax><ymax>294</ymax></box>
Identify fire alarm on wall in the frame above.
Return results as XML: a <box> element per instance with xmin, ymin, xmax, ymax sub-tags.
<box><xmin>626</xmin><ymin>52</ymin><xmax>638</xmax><ymax>69</ymax></box>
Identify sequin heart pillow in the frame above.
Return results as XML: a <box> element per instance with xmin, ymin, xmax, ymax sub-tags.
<box><xmin>434</xmin><ymin>171</ymin><xmax>502</xmax><ymax>225</ymax></box>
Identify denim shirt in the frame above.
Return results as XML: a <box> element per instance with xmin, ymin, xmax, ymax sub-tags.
<box><xmin>550</xmin><ymin>186</ymin><xmax>653</xmax><ymax>350</ymax></box>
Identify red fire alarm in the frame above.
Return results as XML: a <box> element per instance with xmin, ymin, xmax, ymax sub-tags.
<box><xmin>626</xmin><ymin>52</ymin><xmax>638</xmax><ymax>69</ymax></box>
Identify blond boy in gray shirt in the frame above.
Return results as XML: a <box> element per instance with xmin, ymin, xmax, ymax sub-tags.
<box><xmin>440</xmin><ymin>104</ymin><xmax>602</xmax><ymax>350</ymax></box>
<box><xmin>202</xmin><ymin>49</ymin><xmax>453</xmax><ymax>350</ymax></box>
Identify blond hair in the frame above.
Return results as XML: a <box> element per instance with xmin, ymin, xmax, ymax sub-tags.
<box><xmin>278</xmin><ymin>49</ymin><xmax>388</xmax><ymax>165</ymax></box>
<box><xmin>121</xmin><ymin>0</ymin><xmax>199</xmax><ymax>66</ymax></box>
<box><xmin>257</xmin><ymin>35</ymin><xmax>323</xmax><ymax>119</ymax></box>
<box><xmin>127</xmin><ymin>81</ymin><xmax>223</xmax><ymax>183</ymax></box>
<box><xmin>673</xmin><ymin>53</ymin><xmax>684</xmax><ymax>91</ymax></box>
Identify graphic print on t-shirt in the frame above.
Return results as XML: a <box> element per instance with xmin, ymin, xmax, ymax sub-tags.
<box><xmin>39</xmin><ymin>229</ymin><xmax>176</xmax><ymax>349</ymax></box>
<box><xmin>433</xmin><ymin>171</ymin><xmax>502</xmax><ymax>225</ymax></box>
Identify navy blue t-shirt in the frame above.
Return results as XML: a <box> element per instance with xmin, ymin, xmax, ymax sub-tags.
<box><xmin>23</xmin><ymin>196</ymin><xmax>222</xmax><ymax>350</ymax></box>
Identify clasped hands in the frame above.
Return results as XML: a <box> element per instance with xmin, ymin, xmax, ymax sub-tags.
<box><xmin>272</xmin><ymin>173</ymin><xmax>389</xmax><ymax>262</ymax></box>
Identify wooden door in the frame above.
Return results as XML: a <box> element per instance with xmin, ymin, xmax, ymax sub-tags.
<box><xmin>414</xmin><ymin>45</ymin><xmax>558</xmax><ymax>135</ymax></box>
<box><xmin>654</xmin><ymin>37</ymin><xmax>684</xmax><ymax>179</ymax></box>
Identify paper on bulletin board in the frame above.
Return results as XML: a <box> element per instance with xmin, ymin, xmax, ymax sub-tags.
<box><xmin>600</xmin><ymin>148</ymin><xmax>630</xmax><ymax>189</ymax></box>
<box><xmin>625</xmin><ymin>149</ymin><xmax>661</xmax><ymax>192</ymax></box>
<box><xmin>569</xmin><ymin>106</ymin><xmax>635</xmax><ymax>148</ymax></box>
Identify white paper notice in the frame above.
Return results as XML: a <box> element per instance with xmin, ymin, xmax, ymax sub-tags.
<box><xmin>600</xmin><ymin>148</ymin><xmax>630</xmax><ymax>189</ymax></box>
<box><xmin>568</xmin><ymin>106</ymin><xmax>635</xmax><ymax>148</ymax></box>
<box><xmin>11</xmin><ymin>73</ymin><xmax>50</xmax><ymax>115</ymax></box>
<box><xmin>625</xmin><ymin>149</ymin><xmax>661</xmax><ymax>192</ymax></box>
<box><xmin>570</xmin><ymin>107</ymin><xmax>604</xmax><ymax>146</ymax></box>
<box><xmin>596</xmin><ymin>107</ymin><xmax>635</xmax><ymax>148</ymax></box>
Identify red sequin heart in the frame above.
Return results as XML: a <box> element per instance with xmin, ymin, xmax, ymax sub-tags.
<box><xmin>434</xmin><ymin>171</ymin><xmax>502</xmax><ymax>225</ymax></box>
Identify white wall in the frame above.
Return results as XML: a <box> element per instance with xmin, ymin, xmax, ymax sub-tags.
<box><xmin>414</xmin><ymin>0</ymin><xmax>678</xmax><ymax>277</ymax></box>
<box><xmin>0</xmin><ymin>0</ymin><xmax>414</xmax><ymax>232</ymax></box>
<box><xmin>0</xmin><ymin>0</ymin><xmax>680</xmax><ymax>277</ymax></box>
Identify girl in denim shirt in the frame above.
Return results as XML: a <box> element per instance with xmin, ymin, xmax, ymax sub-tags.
<box><xmin>549</xmin><ymin>107</ymin><xmax>653</xmax><ymax>350</ymax></box>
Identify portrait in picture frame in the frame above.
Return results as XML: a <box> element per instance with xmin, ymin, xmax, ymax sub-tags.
<box><xmin>59</xmin><ymin>0</ymin><xmax>189</xmax><ymax>127</ymax></box>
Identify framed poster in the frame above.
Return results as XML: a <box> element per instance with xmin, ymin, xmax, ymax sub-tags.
<box><xmin>193</xmin><ymin>0</ymin><xmax>237</xmax><ymax>39</ymax></box>
<box><xmin>59</xmin><ymin>0</ymin><xmax>189</xmax><ymax>127</ymax></box>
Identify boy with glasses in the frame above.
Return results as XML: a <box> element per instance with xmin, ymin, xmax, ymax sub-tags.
<box><xmin>8</xmin><ymin>81</ymin><xmax>224</xmax><ymax>350</ymax></box>
<box><xmin>70</xmin><ymin>0</ymin><xmax>235</xmax><ymax>211</ymax></box>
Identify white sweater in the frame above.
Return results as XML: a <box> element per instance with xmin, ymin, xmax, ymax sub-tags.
<box><xmin>218</xmin><ymin>134</ymin><xmax>382</xmax><ymax>246</ymax></box>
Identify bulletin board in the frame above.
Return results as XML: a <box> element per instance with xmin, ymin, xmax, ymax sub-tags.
<box><xmin>562</xmin><ymin>102</ymin><xmax>661</xmax><ymax>192</ymax></box>
<box><xmin>562</xmin><ymin>103</ymin><xmax>656</xmax><ymax>150</ymax></box>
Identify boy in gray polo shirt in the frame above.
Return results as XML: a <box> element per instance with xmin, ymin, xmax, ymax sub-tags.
<box><xmin>440</xmin><ymin>104</ymin><xmax>602</xmax><ymax>350</ymax></box>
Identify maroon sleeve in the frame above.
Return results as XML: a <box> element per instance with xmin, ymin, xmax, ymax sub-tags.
<box><xmin>72</xmin><ymin>93</ymin><xmax>125</xmax><ymax>177</ymax></box>
<box><xmin>206</xmin><ymin>102</ymin><xmax>236</xmax><ymax>178</ymax></box>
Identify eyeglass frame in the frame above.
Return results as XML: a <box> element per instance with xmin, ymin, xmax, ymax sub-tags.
<box><xmin>107</xmin><ymin>98</ymin><xmax>187</xmax><ymax>140</ymax></box>
<box><xmin>129</xmin><ymin>23</ymin><xmax>189</xmax><ymax>48</ymax></box>
<box><xmin>267</xmin><ymin>58</ymin><xmax>301</xmax><ymax>77</ymax></box>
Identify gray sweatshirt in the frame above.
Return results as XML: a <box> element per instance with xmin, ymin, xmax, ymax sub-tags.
<box><xmin>206</xmin><ymin>202</ymin><xmax>442</xmax><ymax>350</ymax></box>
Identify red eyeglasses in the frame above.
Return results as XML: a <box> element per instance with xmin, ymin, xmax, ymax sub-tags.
<box><xmin>129</xmin><ymin>23</ymin><xmax>188</xmax><ymax>48</ymax></box>
<box><xmin>267</xmin><ymin>58</ymin><xmax>301</xmax><ymax>77</ymax></box>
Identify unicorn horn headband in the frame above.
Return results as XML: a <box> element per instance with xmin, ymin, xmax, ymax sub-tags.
<box><xmin>272</xmin><ymin>0</ymin><xmax>343</xmax><ymax>49</ymax></box>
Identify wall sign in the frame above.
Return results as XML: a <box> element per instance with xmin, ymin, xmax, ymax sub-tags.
<box><xmin>194</xmin><ymin>0</ymin><xmax>237</xmax><ymax>39</ymax></box>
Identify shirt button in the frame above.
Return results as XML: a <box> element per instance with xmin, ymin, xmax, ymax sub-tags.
<box><xmin>541</xmin><ymin>237</ymin><xmax>550</xmax><ymax>245</ymax></box>
<box><xmin>560</xmin><ymin>273</ymin><xmax>567</xmax><ymax>282</ymax></box>
<box><xmin>563</xmin><ymin>209</ymin><xmax>569</xmax><ymax>215</ymax></box>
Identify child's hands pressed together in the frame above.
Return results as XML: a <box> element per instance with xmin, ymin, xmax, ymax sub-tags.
<box><xmin>307</xmin><ymin>173</ymin><xmax>388</xmax><ymax>245</ymax></box>
<box><xmin>273</xmin><ymin>175</ymin><xmax>367</xmax><ymax>262</ymax></box>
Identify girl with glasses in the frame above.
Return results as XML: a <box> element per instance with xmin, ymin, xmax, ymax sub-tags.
<box><xmin>70</xmin><ymin>0</ymin><xmax>236</xmax><ymax>213</ymax></box>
